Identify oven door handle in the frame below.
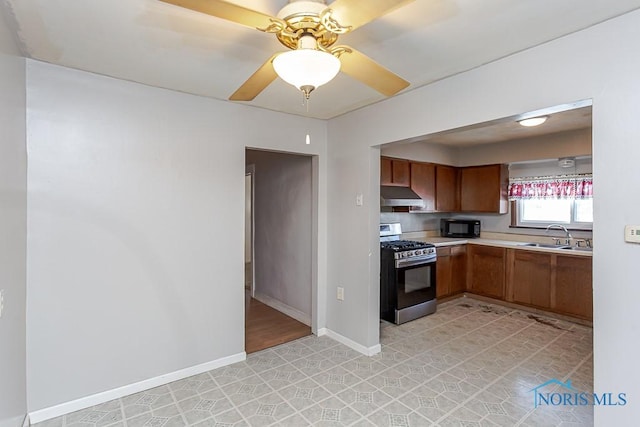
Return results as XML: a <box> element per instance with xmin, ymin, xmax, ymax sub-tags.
<box><xmin>395</xmin><ymin>255</ymin><xmax>436</xmax><ymax>269</ymax></box>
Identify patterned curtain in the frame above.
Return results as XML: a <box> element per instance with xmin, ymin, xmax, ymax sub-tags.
<box><xmin>508</xmin><ymin>175</ymin><xmax>593</xmax><ymax>200</ymax></box>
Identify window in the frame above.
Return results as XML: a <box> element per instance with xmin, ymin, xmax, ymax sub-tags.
<box><xmin>509</xmin><ymin>174</ymin><xmax>593</xmax><ymax>230</ymax></box>
<box><xmin>516</xmin><ymin>198</ymin><xmax>592</xmax><ymax>229</ymax></box>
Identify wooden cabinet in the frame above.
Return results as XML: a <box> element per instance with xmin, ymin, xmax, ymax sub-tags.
<box><xmin>460</xmin><ymin>164</ymin><xmax>508</xmax><ymax>213</ymax></box>
<box><xmin>553</xmin><ymin>255</ymin><xmax>593</xmax><ymax>320</ymax></box>
<box><xmin>410</xmin><ymin>162</ymin><xmax>436</xmax><ymax>211</ymax></box>
<box><xmin>450</xmin><ymin>245</ymin><xmax>467</xmax><ymax>294</ymax></box>
<box><xmin>506</xmin><ymin>250</ymin><xmax>552</xmax><ymax>308</ymax></box>
<box><xmin>436</xmin><ymin>247</ymin><xmax>452</xmax><ymax>298</ymax></box>
<box><xmin>436</xmin><ymin>245</ymin><xmax>466</xmax><ymax>298</ymax></box>
<box><xmin>505</xmin><ymin>249</ymin><xmax>592</xmax><ymax>321</ymax></box>
<box><xmin>435</xmin><ymin>165</ymin><xmax>459</xmax><ymax>212</ymax></box>
<box><xmin>381</xmin><ymin>157</ymin><xmax>410</xmax><ymax>187</ymax></box>
<box><xmin>380</xmin><ymin>157</ymin><xmax>507</xmax><ymax>214</ymax></box>
<box><xmin>467</xmin><ymin>245</ymin><xmax>506</xmax><ymax>299</ymax></box>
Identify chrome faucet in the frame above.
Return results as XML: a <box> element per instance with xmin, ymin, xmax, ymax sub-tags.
<box><xmin>546</xmin><ymin>224</ymin><xmax>572</xmax><ymax>245</ymax></box>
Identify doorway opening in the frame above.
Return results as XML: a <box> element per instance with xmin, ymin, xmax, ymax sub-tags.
<box><xmin>244</xmin><ymin>149</ymin><xmax>312</xmax><ymax>353</ymax></box>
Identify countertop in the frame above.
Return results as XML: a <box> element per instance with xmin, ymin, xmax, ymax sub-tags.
<box><xmin>414</xmin><ymin>237</ymin><xmax>593</xmax><ymax>257</ymax></box>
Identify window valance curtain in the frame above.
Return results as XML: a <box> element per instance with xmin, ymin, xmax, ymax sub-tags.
<box><xmin>508</xmin><ymin>174</ymin><xmax>593</xmax><ymax>200</ymax></box>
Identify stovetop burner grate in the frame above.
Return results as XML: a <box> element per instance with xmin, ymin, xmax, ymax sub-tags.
<box><xmin>380</xmin><ymin>240</ymin><xmax>435</xmax><ymax>251</ymax></box>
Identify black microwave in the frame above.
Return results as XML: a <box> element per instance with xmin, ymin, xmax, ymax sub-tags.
<box><xmin>441</xmin><ymin>219</ymin><xmax>481</xmax><ymax>238</ymax></box>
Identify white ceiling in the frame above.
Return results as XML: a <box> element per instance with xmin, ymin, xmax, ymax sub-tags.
<box><xmin>2</xmin><ymin>0</ymin><xmax>640</xmax><ymax>119</ymax></box>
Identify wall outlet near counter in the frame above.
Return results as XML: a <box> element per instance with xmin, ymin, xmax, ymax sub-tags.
<box><xmin>337</xmin><ymin>287</ymin><xmax>344</xmax><ymax>301</ymax></box>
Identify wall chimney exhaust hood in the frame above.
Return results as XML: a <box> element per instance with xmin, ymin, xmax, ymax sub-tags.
<box><xmin>380</xmin><ymin>186</ymin><xmax>425</xmax><ymax>207</ymax></box>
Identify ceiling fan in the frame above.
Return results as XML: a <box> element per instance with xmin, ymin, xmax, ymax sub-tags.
<box><xmin>159</xmin><ymin>0</ymin><xmax>415</xmax><ymax>101</ymax></box>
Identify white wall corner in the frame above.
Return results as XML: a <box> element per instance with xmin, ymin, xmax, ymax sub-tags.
<box><xmin>28</xmin><ymin>352</ymin><xmax>246</xmax><ymax>424</ymax></box>
<box><xmin>0</xmin><ymin>415</ymin><xmax>27</xmax><ymax>427</ymax></box>
<box><xmin>253</xmin><ymin>292</ymin><xmax>311</xmax><ymax>326</ymax></box>
<box><xmin>317</xmin><ymin>328</ymin><xmax>381</xmax><ymax>356</ymax></box>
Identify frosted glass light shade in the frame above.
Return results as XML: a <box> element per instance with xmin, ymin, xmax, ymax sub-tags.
<box><xmin>518</xmin><ymin>116</ymin><xmax>548</xmax><ymax>127</ymax></box>
<box><xmin>273</xmin><ymin>49</ymin><xmax>341</xmax><ymax>90</ymax></box>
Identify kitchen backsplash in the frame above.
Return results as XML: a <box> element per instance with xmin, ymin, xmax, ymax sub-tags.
<box><xmin>380</xmin><ymin>211</ymin><xmax>593</xmax><ymax>240</ymax></box>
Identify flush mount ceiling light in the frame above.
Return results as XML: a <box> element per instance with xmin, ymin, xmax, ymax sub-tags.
<box><xmin>272</xmin><ymin>35</ymin><xmax>341</xmax><ymax>100</ymax></box>
<box><xmin>518</xmin><ymin>116</ymin><xmax>549</xmax><ymax>127</ymax></box>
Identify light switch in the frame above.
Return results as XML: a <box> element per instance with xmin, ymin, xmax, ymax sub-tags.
<box><xmin>0</xmin><ymin>289</ymin><xmax>4</xmax><ymax>318</ymax></box>
<box><xmin>625</xmin><ymin>225</ymin><xmax>640</xmax><ymax>243</ymax></box>
<box><xmin>356</xmin><ymin>194</ymin><xmax>363</xmax><ymax>206</ymax></box>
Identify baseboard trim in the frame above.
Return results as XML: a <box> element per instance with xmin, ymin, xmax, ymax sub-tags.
<box><xmin>253</xmin><ymin>292</ymin><xmax>311</xmax><ymax>326</ymax></box>
<box><xmin>316</xmin><ymin>328</ymin><xmax>381</xmax><ymax>356</ymax></box>
<box><xmin>29</xmin><ymin>352</ymin><xmax>246</xmax><ymax>424</ymax></box>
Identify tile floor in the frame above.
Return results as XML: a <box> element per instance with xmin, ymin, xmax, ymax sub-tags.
<box><xmin>34</xmin><ymin>297</ymin><xmax>593</xmax><ymax>426</ymax></box>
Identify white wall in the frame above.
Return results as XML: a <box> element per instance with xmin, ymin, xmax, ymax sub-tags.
<box><xmin>245</xmin><ymin>149</ymin><xmax>313</xmax><ymax>322</ymax></box>
<box><xmin>328</xmin><ymin>10</ymin><xmax>640</xmax><ymax>424</ymax></box>
<box><xmin>0</xmin><ymin>7</ymin><xmax>27</xmax><ymax>427</ymax></box>
<box><xmin>25</xmin><ymin>61</ymin><xmax>328</xmax><ymax>412</ymax></box>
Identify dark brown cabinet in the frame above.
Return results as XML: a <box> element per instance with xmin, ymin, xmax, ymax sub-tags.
<box><xmin>553</xmin><ymin>255</ymin><xmax>593</xmax><ymax>320</ymax></box>
<box><xmin>460</xmin><ymin>164</ymin><xmax>508</xmax><ymax>213</ymax></box>
<box><xmin>506</xmin><ymin>250</ymin><xmax>552</xmax><ymax>309</ymax></box>
<box><xmin>380</xmin><ymin>157</ymin><xmax>507</xmax><ymax>214</ymax></box>
<box><xmin>381</xmin><ymin>157</ymin><xmax>410</xmax><ymax>187</ymax></box>
<box><xmin>505</xmin><ymin>248</ymin><xmax>592</xmax><ymax>321</ymax></box>
<box><xmin>410</xmin><ymin>162</ymin><xmax>436</xmax><ymax>212</ymax></box>
<box><xmin>467</xmin><ymin>245</ymin><xmax>506</xmax><ymax>299</ymax></box>
<box><xmin>436</xmin><ymin>245</ymin><xmax>467</xmax><ymax>298</ymax></box>
<box><xmin>435</xmin><ymin>165</ymin><xmax>459</xmax><ymax>212</ymax></box>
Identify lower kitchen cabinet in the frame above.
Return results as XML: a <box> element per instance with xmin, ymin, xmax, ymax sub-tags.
<box><xmin>553</xmin><ymin>254</ymin><xmax>593</xmax><ymax>320</ymax></box>
<box><xmin>436</xmin><ymin>245</ymin><xmax>467</xmax><ymax>298</ymax></box>
<box><xmin>467</xmin><ymin>245</ymin><xmax>506</xmax><ymax>299</ymax></box>
<box><xmin>506</xmin><ymin>250</ymin><xmax>552</xmax><ymax>309</ymax></box>
<box><xmin>506</xmin><ymin>248</ymin><xmax>593</xmax><ymax>321</ymax></box>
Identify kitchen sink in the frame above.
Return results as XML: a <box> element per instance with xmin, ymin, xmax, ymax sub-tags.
<box><xmin>519</xmin><ymin>242</ymin><xmax>592</xmax><ymax>251</ymax></box>
<box><xmin>519</xmin><ymin>242</ymin><xmax>572</xmax><ymax>249</ymax></box>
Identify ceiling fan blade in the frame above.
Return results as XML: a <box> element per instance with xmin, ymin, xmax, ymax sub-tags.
<box><xmin>229</xmin><ymin>54</ymin><xmax>279</xmax><ymax>101</ymax></box>
<box><xmin>159</xmin><ymin>0</ymin><xmax>277</xmax><ymax>30</ymax></box>
<box><xmin>338</xmin><ymin>47</ymin><xmax>409</xmax><ymax>96</ymax></box>
<box><xmin>325</xmin><ymin>0</ymin><xmax>416</xmax><ymax>32</ymax></box>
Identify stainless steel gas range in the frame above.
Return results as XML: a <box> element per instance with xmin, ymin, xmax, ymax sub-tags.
<box><xmin>380</xmin><ymin>223</ymin><xmax>437</xmax><ymax>324</ymax></box>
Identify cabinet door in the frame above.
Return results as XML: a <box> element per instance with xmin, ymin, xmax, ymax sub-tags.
<box><xmin>460</xmin><ymin>164</ymin><xmax>508</xmax><ymax>213</ymax></box>
<box><xmin>467</xmin><ymin>245</ymin><xmax>506</xmax><ymax>299</ymax></box>
<box><xmin>381</xmin><ymin>157</ymin><xmax>393</xmax><ymax>185</ymax></box>
<box><xmin>381</xmin><ymin>157</ymin><xmax>411</xmax><ymax>187</ymax></box>
<box><xmin>436</xmin><ymin>247</ymin><xmax>451</xmax><ymax>298</ymax></box>
<box><xmin>435</xmin><ymin>165</ymin><xmax>459</xmax><ymax>212</ymax></box>
<box><xmin>450</xmin><ymin>245</ymin><xmax>467</xmax><ymax>294</ymax></box>
<box><xmin>553</xmin><ymin>255</ymin><xmax>593</xmax><ymax>320</ymax></box>
<box><xmin>507</xmin><ymin>249</ymin><xmax>552</xmax><ymax>308</ymax></box>
<box><xmin>410</xmin><ymin>162</ymin><xmax>436</xmax><ymax>211</ymax></box>
<box><xmin>392</xmin><ymin>159</ymin><xmax>410</xmax><ymax>186</ymax></box>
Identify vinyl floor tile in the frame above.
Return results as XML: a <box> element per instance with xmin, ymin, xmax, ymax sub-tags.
<box><xmin>34</xmin><ymin>297</ymin><xmax>593</xmax><ymax>427</ymax></box>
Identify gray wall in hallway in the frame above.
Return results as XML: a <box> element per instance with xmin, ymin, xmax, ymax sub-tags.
<box><xmin>246</xmin><ymin>149</ymin><xmax>313</xmax><ymax>321</ymax></box>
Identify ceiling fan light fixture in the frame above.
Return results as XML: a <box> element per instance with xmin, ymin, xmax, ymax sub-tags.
<box><xmin>518</xmin><ymin>116</ymin><xmax>548</xmax><ymax>127</ymax></box>
<box><xmin>273</xmin><ymin>48</ymin><xmax>341</xmax><ymax>98</ymax></box>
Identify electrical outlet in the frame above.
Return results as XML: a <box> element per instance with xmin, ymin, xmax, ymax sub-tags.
<box><xmin>0</xmin><ymin>289</ymin><xmax>4</xmax><ymax>318</ymax></box>
<box><xmin>337</xmin><ymin>286</ymin><xmax>344</xmax><ymax>301</ymax></box>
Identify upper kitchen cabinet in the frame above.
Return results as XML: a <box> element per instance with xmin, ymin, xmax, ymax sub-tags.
<box><xmin>381</xmin><ymin>157</ymin><xmax>410</xmax><ymax>187</ymax></box>
<box><xmin>410</xmin><ymin>162</ymin><xmax>436</xmax><ymax>211</ymax></box>
<box><xmin>436</xmin><ymin>165</ymin><xmax>460</xmax><ymax>212</ymax></box>
<box><xmin>460</xmin><ymin>164</ymin><xmax>509</xmax><ymax>214</ymax></box>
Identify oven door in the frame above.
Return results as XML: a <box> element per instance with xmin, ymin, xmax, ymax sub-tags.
<box><xmin>395</xmin><ymin>258</ymin><xmax>436</xmax><ymax>310</ymax></box>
